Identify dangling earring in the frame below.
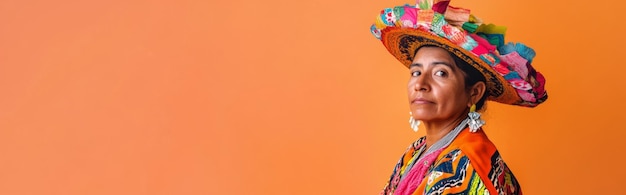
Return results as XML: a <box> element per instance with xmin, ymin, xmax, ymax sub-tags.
<box><xmin>468</xmin><ymin>104</ymin><xmax>485</xmax><ymax>133</ymax></box>
<box><xmin>408</xmin><ymin>112</ymin><xmax>420</xmax><ymax>132</ymax></box>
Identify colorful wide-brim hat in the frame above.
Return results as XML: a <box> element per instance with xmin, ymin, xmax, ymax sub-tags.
<box><xmin>370</xmin><ymin>0</ymin><xmax>547</xmax><ymax>107</ymax></box>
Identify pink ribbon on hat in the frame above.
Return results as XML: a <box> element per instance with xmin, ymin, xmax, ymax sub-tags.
<box><xmin>500</xmin><ymin>52</ymin><xmax>529</xmax><ymax>80</ymax></box>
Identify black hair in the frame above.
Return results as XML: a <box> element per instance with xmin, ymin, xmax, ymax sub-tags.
<box><xmin>449</xmin><ymin>52</ymin><xmax>488</xmax><ymax>111</ymax></box>
<box><xmin>416</xmin><ymin>46</ymin><xmax>489</xmax><ymax>111</ymax></box>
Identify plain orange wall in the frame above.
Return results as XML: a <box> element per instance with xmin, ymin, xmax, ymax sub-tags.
<box><xmin>0</xmin><ymin>0</ymin><xmax>625</xmax><ymax>194</ymax></box>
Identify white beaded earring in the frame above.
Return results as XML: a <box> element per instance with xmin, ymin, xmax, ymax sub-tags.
<box><xmin>408</xmin><ymin>112</ymin><xmax>420</xmax><ymax>132</ymax></box>
<box><xmin>468</xmin><ymin>104</ymin><xmax>485</xmax><ymax>132</ymax></box>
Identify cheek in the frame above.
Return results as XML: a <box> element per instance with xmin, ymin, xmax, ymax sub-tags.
<box><xmin>434</xmin><ymin>82</ymin><xmax>468</xmax><ymax>106</ymax></box>
<box><xmin>406</xmin><ymin>78</ymin><xmax>416</xmax><ymax>92</ymax></box>
<box><xmin>450</xmin><ymin>88</ymin><xmax>470</xmax><ymax>108</ymax></box>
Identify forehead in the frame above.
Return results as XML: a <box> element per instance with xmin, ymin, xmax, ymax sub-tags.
<box><xmin>412</xmin><ymin>46</ymin><xmax>455</xmax><ymax>63</ymax></box>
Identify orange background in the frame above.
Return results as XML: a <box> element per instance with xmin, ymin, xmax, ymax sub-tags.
<box><xmin>0</xmin><ymin>0</ymin><xmax>625</xmax><ymax>194</ymax></box>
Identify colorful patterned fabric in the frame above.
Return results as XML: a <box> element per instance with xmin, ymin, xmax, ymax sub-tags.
<box><xmin>380</xmin><ymin>128</ymin><xmax>522</xmax><ymax>195</ymax></box>
<box><xmin>370</xmin><ymin>1</ymin><xmax>548</xmax><ymax>107</ymax></box>
<box><xmin>394</xmin><ymin>147</ymin><xmax>444</xmax><ymax>195</ymax></box>
<box><xmin>382</xmin><ymin>136</ymin><xmax>447</xmax><ymax>195</ymax></box>
<box><xmin>381</xmin><ymin>137</ymin><xmax>427</xmax><ymax>195</ymax></box>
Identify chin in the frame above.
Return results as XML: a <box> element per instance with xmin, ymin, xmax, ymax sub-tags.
<box><xmin>411</xmin><ymin>114</ymin><xmax>434</xmax><ymax>122</ymax></box>
<box><xmin>411</xmin><ymin>108</ymin><xmax>433</xmax><ymax>117</ymax></box>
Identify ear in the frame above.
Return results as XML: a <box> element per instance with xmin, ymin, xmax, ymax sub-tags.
<box><xmin>468</xmin><ymin>81</ymin><xmax>486</xmax><ymax>107</ymax></box>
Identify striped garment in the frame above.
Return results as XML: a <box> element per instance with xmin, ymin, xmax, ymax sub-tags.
<box><xmin>381</xmin><ymin>128</ymin><xmax>522</xmax><ymax>195</ymax></box>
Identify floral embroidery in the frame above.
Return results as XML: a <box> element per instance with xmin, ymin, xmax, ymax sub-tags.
<box><xmin>371</xmin><ymin>25</ymin><xmax>382</xmax><ymax>39</ymax></box>
<box><xmin>382</xmin><ymin>8</ymin><xmax>397</xmax><ymax>26</ymax></box>
<box><xmin>509</xmin><ymin>79</ymin><xmax>532</xmax><ymax>90</ymax></box>
<box><xmin>401</xmin><ymin>20</ymin><xmax>415</xmax><ymax>28</ymax></box>
<box><xmin>427</xmin><ymin>171</ymin><xmax>443</xmax><ymax>185</ymax></box>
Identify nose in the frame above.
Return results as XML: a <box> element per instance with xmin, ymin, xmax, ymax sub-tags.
<box><xmin>413</xmin><ymin>74</ymin><xmax>430</xmax><ymax>92</ymax></box>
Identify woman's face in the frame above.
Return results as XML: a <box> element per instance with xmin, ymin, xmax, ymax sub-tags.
<box><xmin>408</xmin><ymin>47</ymin><xmax>470</xmax><ymax>122</ymax></box>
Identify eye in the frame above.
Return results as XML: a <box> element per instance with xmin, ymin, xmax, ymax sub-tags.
<box><xmin>411</xmin><ymin>71</ymin><xmax>421</xmax><ymax>77</ymax></box>
<box><xmin>434</xmin><ymin>70</ymin><xmax>448</xmax><ymax>77</ymax></box>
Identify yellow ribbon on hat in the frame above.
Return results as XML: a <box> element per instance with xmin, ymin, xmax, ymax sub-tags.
<box><xmin>375</xmin><ymin>15</ymin><xmax>388</xmax><ymax>29</ymax></box>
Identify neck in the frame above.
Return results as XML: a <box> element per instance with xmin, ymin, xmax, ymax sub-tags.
<box><xmin>423</xmin><ymin>113</ymin><xmax>467</xmax><ymax>149</ymax></box>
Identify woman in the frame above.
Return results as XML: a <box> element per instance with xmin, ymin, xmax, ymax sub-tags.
<box><xmin>370</xmin><ymin>1</ymin><xmax>548</xmax><ymax>194</ymax></box>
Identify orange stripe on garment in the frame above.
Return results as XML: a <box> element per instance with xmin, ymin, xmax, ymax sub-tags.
<box><xmin>412</xmin><ymin>128</ymin><xmax>498</xmax><ymax>194</ymax></box>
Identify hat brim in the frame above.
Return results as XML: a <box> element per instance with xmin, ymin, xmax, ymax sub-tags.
<box><xmin>381</xmin><ymin>27</ymin><xmax>521</xmax><ymax>105</ymax></box>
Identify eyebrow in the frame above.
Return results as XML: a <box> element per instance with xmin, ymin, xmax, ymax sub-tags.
<box><xmin>409</xmin><ymin>61</ymin><xmax>454</xmax><ymax>68</ymax></box>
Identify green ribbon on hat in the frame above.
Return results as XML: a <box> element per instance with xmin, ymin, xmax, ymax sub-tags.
<box><xmin>462</xmin><ymin>22</ymin><xmax>478</xmax><ymax>33</ymax></box>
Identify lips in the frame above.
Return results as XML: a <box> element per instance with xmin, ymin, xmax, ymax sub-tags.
<box><xmin>411</xmin><ymin>98</ymin><xmax>434</xmax><ymax>104</ymax></box>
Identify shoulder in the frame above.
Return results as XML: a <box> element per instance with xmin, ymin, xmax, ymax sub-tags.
<box><xmin>456</xmin><ymin>128</ymin><xmax>497</xmax><ymax>155</ymax></box>
<box><xmin>452</xmin><ymin>129</ymin><xmax>523</xmax><ymax>195</ymax></box>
